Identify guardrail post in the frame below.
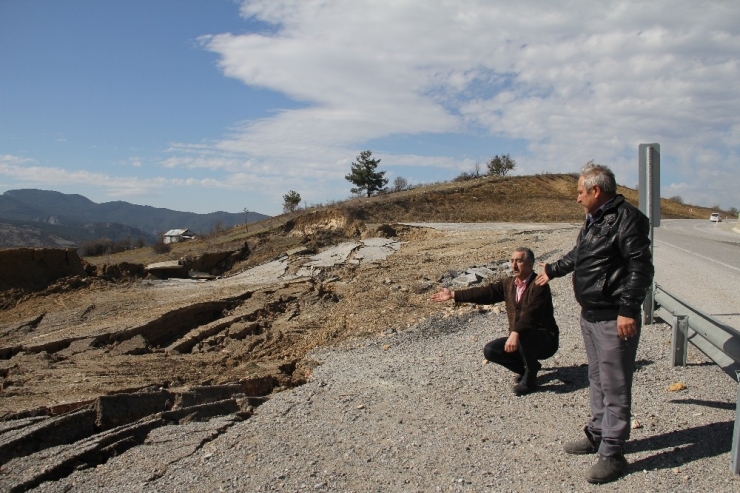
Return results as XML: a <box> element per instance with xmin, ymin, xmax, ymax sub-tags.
<box><xmin>655</xmin><ymin>285</ymin><xmax>740</xmax><ymax>474</ymax></box>
<box><xmin>732</xmin><ymin>371</ymin><xmax>740</xmax><ymax>474</ymax></box>
<box><xmin>644</xmin><ymin>289</ymin><xmax>654</xmax><ymax>325</ymax></box>
<box><xmin>671</xmin><ymin>315</ymin><xmax>688</xmax><ymax>367</ymax></box>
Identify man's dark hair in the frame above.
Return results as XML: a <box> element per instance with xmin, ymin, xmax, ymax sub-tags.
<box><xmin>514</xmin><ymin>247</ymin><xmax>535</xmax><ymax>263</ymax></box>
<box><xmin>581</xmin><ymin>160</ymin><xmax>617</xmax><ymax>194</ymax></box>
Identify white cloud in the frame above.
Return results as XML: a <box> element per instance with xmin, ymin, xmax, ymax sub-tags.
<box><xmin>119</xmin><ymin>157</ymin><xmax>143</xmax><ymax>168</ymax></box>
<box><xmin>0</xmin><ymin>154</ymin><xmax>337</xmax><ymax>210</ymax></box>
<box><xmin>0</xmin><ymin>154</ymin><xmax>190</xmax><ymax>200</ymax></box>
<box><xmin>6</xmin><ymin>1</ymin><xmax>737</xmax><ymax>214</ymax></box>
<box><xmin>166</xmin><ymin>0</ymin><xmax>739</xmax><ymax>210</ymax></box>
<box><xmin>0</xmin><ymin>155</ymin><xmax>33</xmax><ymax>166</ymax></box>
<box><xmin>0</xmin><ymin>156</ymin><xmax>151</xmax><ymax>195</ymax></box>
<box><xmin>151</xmin><ymin>2</ymin><xmax>736</xmax><ymax>208</ymax></box>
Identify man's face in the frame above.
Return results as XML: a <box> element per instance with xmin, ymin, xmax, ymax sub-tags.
<box><xmin>510</xmin><ymin>251</ymin><xmax>533</xmax><ymax>281</ymax></box>
<box><xmin>577</xmin><ymin>176</ymin><xmax>600</xmax><ymax>215</ymax></box>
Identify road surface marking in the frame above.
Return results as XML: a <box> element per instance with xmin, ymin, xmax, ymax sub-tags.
<box><xmin>656</xmin><ymin>239</ymin><xmax>740</xmax><ymax>273</ymax></box>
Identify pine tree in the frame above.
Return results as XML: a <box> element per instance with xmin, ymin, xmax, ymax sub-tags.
<box><xmin>345</xmin><ymin>150</ymin><xmax>388</xmax><ymax>197</ymax></box>
<box><xmin>282</xmin><ymin>190</ymin><xmax>302</xmax><ymax>213</ymax></box>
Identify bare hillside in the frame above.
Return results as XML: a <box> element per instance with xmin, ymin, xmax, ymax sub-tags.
<box><xmin>81</xmin><ymin>173</ymin><xmax>713</xmax><ymax>270</ymax></box>
<box><xmin>0</xmin><ymin>173</ymin><xmax>730</xmax><ymax>491</ymax></box>
<box><xmin>0</xmin><ymin>173</ymin><xmax>717</xmax><ymax>416</ymax></box>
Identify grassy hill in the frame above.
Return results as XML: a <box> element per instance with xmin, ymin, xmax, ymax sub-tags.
<box><xmin>86</xmin><ymin>173</ymin><xmax>721</xmax><ymax>268</ymax></box>
<box><xmin>335</xmin><ymin>173</ymin><xmax>719</xmax><ymax>223</ymax></box>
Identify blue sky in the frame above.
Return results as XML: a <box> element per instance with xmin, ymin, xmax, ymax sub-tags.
<box><xmin>1</xmin><ymin>0</ymin><xmax>739</xmax><ymax>217</ymax></box>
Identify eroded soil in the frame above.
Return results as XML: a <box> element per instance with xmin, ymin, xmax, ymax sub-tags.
<box><xmin>0</xmin><ymin>221</ymin><xmax>581</xmax><ymax>418</ymax></box>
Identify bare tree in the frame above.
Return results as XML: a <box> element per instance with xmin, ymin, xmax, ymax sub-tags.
<box><xmin>392</xmin><ymin>176</ymin><xmax>408</xmax><ymax>192</ymax></box>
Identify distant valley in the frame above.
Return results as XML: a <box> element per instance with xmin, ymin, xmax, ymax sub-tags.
<box><xmin>0</xmin><ymin>189</ymin><xmax>270</xmax><ymax>249</ymax></box>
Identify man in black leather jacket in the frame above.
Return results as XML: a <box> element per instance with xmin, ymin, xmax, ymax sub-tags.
<box><xmin>536</xmin><ymin>162</ymin><xmax>653</xmax><ymax>484</ymax></box>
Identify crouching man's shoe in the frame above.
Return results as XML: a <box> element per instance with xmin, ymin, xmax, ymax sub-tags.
<box><xmin>585</xmin><ymin>453</ymin><xmax>628</xmax><ymax>484</ymax></box>
<box><xmin>563</xmin><ymin>427</ymin><xmax>601</xmax><ymax>455</ymax></box>
<box><xmin>513</xmin><ymin>363</ymin><xmax>540</xmax><ymax>396</ymax></box>
<box><xmin>512</xmin><ymin>380</ymin><xmax>537</xmax><ymax>396</ymax></box>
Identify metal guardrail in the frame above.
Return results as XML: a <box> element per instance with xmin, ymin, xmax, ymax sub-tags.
<box><xmin>653</xmin><ymin>284</ymin><xmax>740</xmax><ymax>474</ymax></box>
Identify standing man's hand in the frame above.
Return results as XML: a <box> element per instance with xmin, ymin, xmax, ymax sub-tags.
<box><xmin>505</xmin><ymin>332</ymin><xmax>519</xmax><ymax>352</ymax></box>
<box><xmin>431</xmin><ymin>287</ymin><xmax>454</xmax><ymax>303</ymax></box>
<box><xmin>535</xmin><ymin>262</ymin><xmax>551</xmax><ymax>286</ymax></box>
<box><xmin>617</xmin><ymin>315</ymin><xmax>638</xmax><ymax>340</ymax></box>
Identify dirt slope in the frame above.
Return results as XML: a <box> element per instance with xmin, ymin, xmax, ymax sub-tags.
<box><xmin>0</xmin><ymin>174</ymin><xmax>713</xmax><ymax>417</ymax></box>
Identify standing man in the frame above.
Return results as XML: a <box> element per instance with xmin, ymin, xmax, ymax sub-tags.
<box><xmin>432</xmin><ymin>247</ymin><xmax>559</xmax><ymax>396</ymax></box>
<box><xmin>535</xmin><ymin>162</ymin><xmax>654</xmax><ymax>484</ymax></box>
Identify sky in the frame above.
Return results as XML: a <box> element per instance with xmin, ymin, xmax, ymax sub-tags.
<box><xmin>1</xmin><ymin>0</ymin><xmax>739</xmax><ymax>217</ymax></box>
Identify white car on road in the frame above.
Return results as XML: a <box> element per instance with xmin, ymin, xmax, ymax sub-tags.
<box><xmin>710</xmin><ymin>212</ymin><xmax>721</xmax><ymax>222</ymax></box>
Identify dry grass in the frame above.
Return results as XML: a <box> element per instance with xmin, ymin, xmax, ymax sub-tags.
<box><xmin>85</xmin><ymin>173</ymin><xmax>719</xmax><ymax>268</ymax></box>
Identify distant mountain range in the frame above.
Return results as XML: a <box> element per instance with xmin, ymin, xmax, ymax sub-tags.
<box><xmin>0</xmin><ymin>189</ymin><xmax>270</xmax><ymax>249</ymax></box>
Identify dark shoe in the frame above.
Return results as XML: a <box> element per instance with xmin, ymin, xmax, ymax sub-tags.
<box><xmin>585</xmin><ymin>454</ymin><xmax>628</xmax><ymax>484</ymax></box>
<box><xmin>513</xmin><ymin>380</ymin><xmax>537</xmax><ymax>396</ymax></box>
<box><xmin>564</xmin><ymin>427</ymin><xmax>601</xmax><ymax>455</ymax></box>
<box><xmin>513</xmin><ymin>365</ymin><xmax>539</xmax><ymax>395</ymax></box>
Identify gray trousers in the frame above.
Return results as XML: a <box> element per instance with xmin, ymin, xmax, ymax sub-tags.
<box><xmin>580</xmin><ymin>316</ymin><xmax>640</xmax><ymax>456</ymax></box>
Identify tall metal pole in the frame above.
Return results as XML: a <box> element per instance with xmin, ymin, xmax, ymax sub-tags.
<box><xmin>644</xmin><ymin>146</ymin><xmax>654</xmax><ymax>325</ymax></box>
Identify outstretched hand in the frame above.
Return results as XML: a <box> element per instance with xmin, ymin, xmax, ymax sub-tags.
<box><xmin>534</xmin><ymin>262</ymin><xmax>551</xmax><ymax>286</ymax></box>
<box><xmin>430</xmin><ymin>287</ymin><xmax>454</xmax><ymax>303</ymax></box>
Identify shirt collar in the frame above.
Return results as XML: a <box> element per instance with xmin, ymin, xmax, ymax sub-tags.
<box><xmin>587</xmin><ymin>196</ymin><xmax>617</xmax><ymax>224</ymax></box>
<box><xmin>514</xmin><ymin>272</ymin><xmax>534</xmax><ymax>287</ymax></box>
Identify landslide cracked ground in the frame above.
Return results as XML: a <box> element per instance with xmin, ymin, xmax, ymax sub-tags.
<box><xmin>0</xmin><ymin>224</ymin><xmax>521</xmax><ymax>417</ymax></box>
<box><xmin>0</xmin><ymin>174</ymin><xmax>708</xmax><ymax>417</ymax></box>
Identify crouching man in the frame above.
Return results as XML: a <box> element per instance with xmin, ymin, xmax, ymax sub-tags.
<box><xmin>431</xmin><ymin>247</ymin><xmax>559</xmax><ymax>395</ymax></box>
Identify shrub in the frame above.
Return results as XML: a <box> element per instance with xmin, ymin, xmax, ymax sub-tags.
<box><xmin>79</xmin><ymin>238</ymin><xmax>114</xmax><ymax>257</ymax></box>
<box><xmin>392</xmin><ymin>176</ymin><xmax>409</xmax><ymax>192</ymax></box>
<box><xmin>152</xmin><ymin>240</ymin><xmax>171</xmax><ymax>254</ymax></box>
<box><xmin>79</xmin><ymin>237</ymin><xmax>138</xmax><ymax>257</ymax></box>
<box><xmin>453</xmin><ymin>171</ymin><xmax>476</xmax><ymax>182</ymax></box>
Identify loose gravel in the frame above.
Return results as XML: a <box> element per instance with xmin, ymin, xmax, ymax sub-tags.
<box><xmin>33</xmin><ymin>233</ymin><xmax>740</xmax><ymax>493</ymax></box>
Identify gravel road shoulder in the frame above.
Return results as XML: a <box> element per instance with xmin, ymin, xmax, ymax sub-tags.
<box><xmin>32</xmin><ymin>228</ymin><xmax>740</xmax><ymax>493</ymax></box>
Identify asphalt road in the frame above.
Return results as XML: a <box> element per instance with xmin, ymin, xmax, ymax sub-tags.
<box><xmin>653</xmin><ymin>219</ymin><xmax>740</xmax><ymax>329</ymax></box>
<box><xmin>405</xmin><ymin>220</ymin><xmax>740</xmax><ymax>329</ymax></box>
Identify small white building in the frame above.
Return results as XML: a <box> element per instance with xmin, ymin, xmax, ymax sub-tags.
<box><xmin>163</xmin><ymin>229</ymin><xmax>195</xmax><ymax>244</ymax></box>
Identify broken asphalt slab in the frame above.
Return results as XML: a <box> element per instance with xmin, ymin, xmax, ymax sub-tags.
<box><xmin>226</xmin><ymin>238</ymin><xmax>401</xmax><ymax>284</ymax></box>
